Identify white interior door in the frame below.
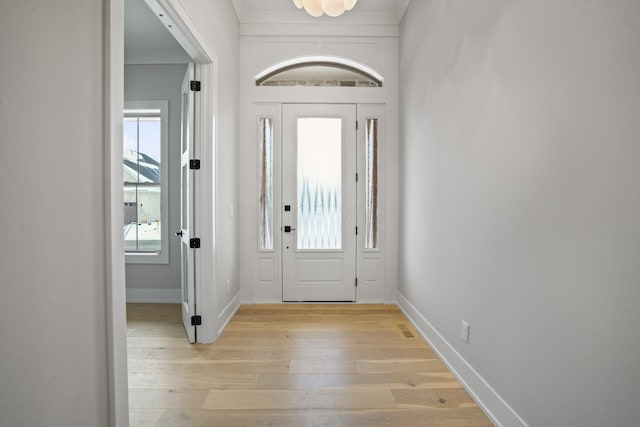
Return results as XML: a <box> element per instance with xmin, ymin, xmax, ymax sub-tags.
<box><xmin>282</xmin><ymin>104</ymin><xmax>357</xmax><ymax>302</ymax></box>
<box><xmin>178</xmin><ymin>64</ymin><xmax>197</xmax><ymax>342</ymax></box>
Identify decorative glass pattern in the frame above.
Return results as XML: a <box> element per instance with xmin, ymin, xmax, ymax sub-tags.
<box><xmin>296</xmin><ymin>118</ymin><xmax>342</xmax><ymax>250</ymax></box>
<box><xmin>257</xmin><ymin>64</ymin><xmax>382</xmax><ymax>87</ymax></box>
<box><xmin>259</xmin><ymin>118</ymin><xmax>274</xmax><ymax>250</ymax></box>
<box><xmin>365</xmin><ymin>118</ymin><xmax>379</xmax><ymax>249</ymax></box>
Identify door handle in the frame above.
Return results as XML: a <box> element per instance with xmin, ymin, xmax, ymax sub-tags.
<box><xmin>175</xmin><ymin>230</ymin><xmax>184</xmax><ymax>237</ymax></box>
<box><xmin>284</xmin><ymin>226</ymin><xmax>296</xmax><ymax>233</ymax></box>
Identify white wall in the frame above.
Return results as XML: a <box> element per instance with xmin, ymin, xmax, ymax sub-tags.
<box><xmin>398</xmin><ymin>1</ymin><xmax>640</xmax><ymax>426</ymax></box>
<box><xmin>124</xmin><ymin>63</ymin><xmax>188</xmax><ymax>302</ymax></box>
<box><xmin>0</xmin><ymin>1</ymin><xmax>110</xmax><ymax>425</ymax></box>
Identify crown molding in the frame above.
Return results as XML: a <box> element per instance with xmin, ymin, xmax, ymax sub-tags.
<box><xmin>239</xmin><ymin>22</ymin><xmax>399</xmax><ymax>37</ymax></box>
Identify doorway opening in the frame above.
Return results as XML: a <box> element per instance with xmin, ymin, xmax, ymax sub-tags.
<box><xmin>123</xmin><ymin>0</ymin><xmax>202</xmax><ymax>342</ymax></box>
<box><xmin>107</xmin><ymin>0</ymin><xmax>219</xmax><ymax>423</ymax></box>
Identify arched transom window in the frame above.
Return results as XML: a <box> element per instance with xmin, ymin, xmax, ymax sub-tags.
<box><xmin>255</xmin><ymin>56</ymin><xmax>383</xmax><ymax>87</ymax></box>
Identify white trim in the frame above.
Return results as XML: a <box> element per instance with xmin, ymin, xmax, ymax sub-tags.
<box><xmin>239</xmin><ymin>23</ymin><xmax>400</xmax><ymax>38</ymax></box>
<box><xmin>217</xmin><ymin>292</ymin><xmax>242</xmax><ymax>336</ymax></box>
<box><xmin>105</xmin><ymin>1</ymin><xmax>129</xmax><ymax>425</ymax></box>
<box><xmin>126</xmin><ymin>288</ymin><xmax>181</xmax><ymax>303</ymax></box>
<box><xmin>396</xmin><ymin>292</ymin><xmax>529</xmax><ymax>427</ymax></box>
<box><xmin>144</xmin><ymin>0</ymin><xmax>213</xmax><ymax>64</ymax></box>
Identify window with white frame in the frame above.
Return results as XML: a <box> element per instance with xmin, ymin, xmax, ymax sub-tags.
<box><xmin>258</xmin><ymin>117</ymin><xmax>274</xmax><ymax>250</ymax></box>
<box><xmin>123</xmin><ymin>100</ymin><xmax>169</xmax><ymax>263</ymax></box>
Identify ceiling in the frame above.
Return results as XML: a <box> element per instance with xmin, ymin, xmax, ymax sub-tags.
<box><xmin>231</xmin><ymin>0</ymin><xmax>412</xmax><ymax>25</ymax></box>
<box><xmin>124</xmin><ymin>0</ymin><xmax>412</xmax><ymax>64</ymax></box>
<box><xmin>124</xmin><ymin>0</ymin><xmax>190</xmax><ymax>64</ymax></box>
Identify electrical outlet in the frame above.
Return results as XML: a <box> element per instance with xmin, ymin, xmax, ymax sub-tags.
<box><xmin>226</xmin><ymin>279</ymin><xmax>230</xmax><ymax>292</ymax></box>
<box><xmin>461</xmin><ymin>321</ymin><xmax>470</xmax><ymax>344</ymax></box>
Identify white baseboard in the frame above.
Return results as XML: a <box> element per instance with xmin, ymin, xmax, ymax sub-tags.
<box><xmin>396</xmin><ymin>292</ymin><xmax>528</xmax><ymax>427</ymax></box>
<box><xmin>217</xmin><ymin>292</ymin><xmax>241</xmax><ymax>336</ymax></box>
<box><xmin>126</xmin><ymin>288</ymin><xmax>181</xmax><ymax>303</ymax></box>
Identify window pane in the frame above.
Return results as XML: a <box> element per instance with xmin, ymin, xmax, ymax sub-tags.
<box><xmin>135</xmin><ymin>184</ymin><xmax>161</xmax><ymax>251</ymax></box>
<box><xmin>259</xmin><ymin>118</ymin><xmax>274</xmax><ymax>250</ymax></box>
<box><xmin>257</xmin><ymin>64</ymin><xmax>381</xmax><ymax>87</ymax></box>
<box><xmin>138</xmin><ymin>117</ymin><xmax>161</xmax><ymax>183</ymax></box>
<box><xmin>123</xmin><ymin>117</ymin><xmax>139</xmax><ymax>184</ymax></box>
<box><xmin>365</xmin><ymin>118</ymin><xmax>379</xmax><ymax>249</ymax></box>
<box><xmin>124</xmin><ymin>186</ymin><xmax>138</xmax><ymax>251</ymax></box>
<box><xmin>297</xmin><ymin>118</ymin><xmax>342</xmax><ymax>250</ymax></box>
<box><xmin>123</xmin><ymin>112</ymin><xmax>162</xmax><ymax>253</ymax></box>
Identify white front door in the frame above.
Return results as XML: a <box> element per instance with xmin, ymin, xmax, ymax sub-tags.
<box><xmin>179</xmin><ymin>64</ymin><xmax>197</xmax><ymax>342</ymax></box>
<box><xmin>282</xmin><ymin>104</ymin><xmax>357</xmax><ymax>302</ymax></box>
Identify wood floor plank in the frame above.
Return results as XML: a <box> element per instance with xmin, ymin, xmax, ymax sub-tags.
<box><xmin>256</xmin><ymin>372</ymin><xmax>461</xmax><ymax>390</ymax></box>
<box><xmin>154</xmin><ymin>409</ymin><xmax>334</xmax><ymax>427</ymax></box>
<box><xmin>391</xmin><ymin>388</ymin><xmax>481</xmax><ymax>410</ymax></box>
<box><xmin>128</xmin><ymin>358</ymin><xmax>290</xmax><ymax>375</ymax></box>
<box><xmin>154</xmin><ymin>408</ymin><xmax>493</xmax><ymax>427</ymax></box>
<box><xmin>129</xmin><ymin>388</ymin><xmax>209</xmax><ymax>409</ymax></box>
<box><xmin>127</xmin><ymin>303</ymin><xmax>493</xmax><ymax>426</ymax></box>
<box><xmin>128</xmin><ymin>408</ymin><xmax>164</xmax><ymax>427</ymax></box>
<box><xmin>128</xmin><ymin>372</ymin><xmax>259</xmax><ymax>389</ymax></box>
<box><xmin>202</xmin><ymin>389</ymin><xmax>398</xmax><ymax>410</ymax></box>
<box><xmin>289</xmin><ymin>359</ymin><xmax>358</xmax><ymax>374</ymax></box>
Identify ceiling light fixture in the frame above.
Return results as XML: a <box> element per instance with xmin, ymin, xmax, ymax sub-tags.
<box><xmin>293</xmin><ymin>0</ymin><xmax>358</xmax><ymax>17</ymax></box>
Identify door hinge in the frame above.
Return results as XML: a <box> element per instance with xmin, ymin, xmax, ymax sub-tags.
<box><xmin>191</xmin><ymin>315</ymin><xmax>202</xmax><ymax>326</ymax></box>
<box><xmin>356</xmin><ymin>173</ymin><xmax>359</xmax><ymax>182</ymax></box>
<box><xmin>190</xmin><ymin>159</ymin><xmax>201</xmax><ymax>170</ymax></box>
<box><xmin>355</xmin><ymin>277</ymin><xmax>358</xmax><ymax>287</ymax></box>
<box><xmin>190</xmin><ymin>238</ymin><xmax>201</xmax><ymax>248</ymax></box>
<box><xmin>190</xmin><ymin>80</ymin><xmax>201</xmax><ymax>92</ymax></box>
<box><xmin>355</xmin><ymin>226</ymin><xmax>358</xmax><ymax>235</ymax></box>
<box><xmin>356</xmin><ymin>120</ymin><xmax>359</xmax><ymax>130</ymax></box>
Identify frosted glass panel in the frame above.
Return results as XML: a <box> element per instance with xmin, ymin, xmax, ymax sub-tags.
<box><xmin>259</xmin><ymin>118</ymin><xmax>274</xmax><ymax>250</ymax></box>
<box><xmin>365</xmin><ymin>118</ymin><xmax>379</xmax><ymax>249</ymax></box>
<box><xmin>297</xmin><ymin>118</ymin><xmax>342</xmax><ymax>250</ymax></box>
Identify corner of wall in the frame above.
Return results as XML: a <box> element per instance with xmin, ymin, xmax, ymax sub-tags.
<box><xmin>215</xmin><ymin>291</ymin><xmax>242</xmax><ymax>338</ymax></box>
<box><xmin>396</xmin><ymin>291</ymin><xmax>528</xmax><ymax>427</ymax></box>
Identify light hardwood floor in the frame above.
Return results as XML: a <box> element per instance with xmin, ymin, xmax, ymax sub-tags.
<box><xmin>127</xmin><ymin>304</ymin><xmax>493</xmax><ymax>426</ymax></box>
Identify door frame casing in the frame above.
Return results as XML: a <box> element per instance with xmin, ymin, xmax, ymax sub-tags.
<box><xmin>105</xmin><ymin>0</ymin><xmax>218</xmax><ymax>424</ymax></box>
<box><xmin>251</xmin><ymin>101</ymin><xmax>387</xmax><ymax>304</ymax></box>
<box><xmin>179</xmin><ymin>64</ymin><xmax>197</xmax><ymax>343</ymax></box>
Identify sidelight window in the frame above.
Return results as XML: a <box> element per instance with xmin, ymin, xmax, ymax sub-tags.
<box><xmin>259</xmin><ymin>117</ymin><xmax>274</xmax><ymax>250</ymax></box>
<box><xmin>365</xmin><ymin>118</ymin><xmax>379</xmax><ymax>249</ymax></box>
